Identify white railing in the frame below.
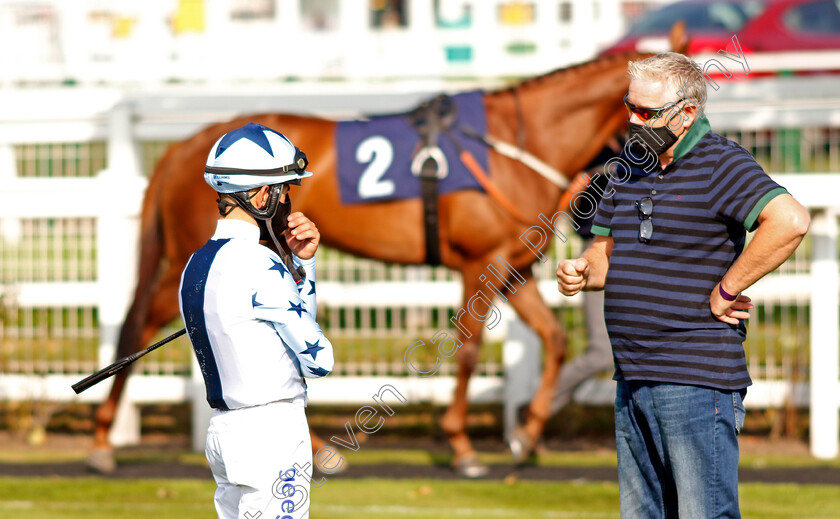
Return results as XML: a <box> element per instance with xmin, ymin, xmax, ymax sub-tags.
<box><xmin>1</xmin><ymin>83</ymin><xmax>839</xmax><ymax>458</ymax></box>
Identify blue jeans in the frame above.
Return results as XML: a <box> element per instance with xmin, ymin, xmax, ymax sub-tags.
<box><xmin>615</xmin><ymin>380</ymin><xmax>746</xmax><ymax>519</ymax></box>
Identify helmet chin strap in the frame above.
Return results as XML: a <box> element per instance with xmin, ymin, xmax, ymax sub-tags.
<box><xmin>223</xmin><ymin>187</ymin><xmax>306</xmax><ymax>283</ymax></box>
<box><xmin>265</xmin><ymin>217</ymin><xmax>306</xmax><ymax>284</ymax></box>
<box><xmin>230</xmin><ymin>185</ymin><xmax>283</xmax><ymax>220</ymax></box>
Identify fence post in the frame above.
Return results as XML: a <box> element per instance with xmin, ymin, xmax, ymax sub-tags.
<box><xmin>0</xmin><ymin>143</ymin><xmax>22</xmax><ymax>244</ymax></box>
<box><xmin>99</xmin><ymin>101</ymin><xmax>143</xmax><ymax>447</ymax></box>
<box><xmin>503</xmin><ymin>316</ymin><xmax>541</xmax><ymax>442</ymax></box>
<box><xmin>809</xmin><ymin>208</ymin><xmax>839</xmax><ymax>459</ymax></box>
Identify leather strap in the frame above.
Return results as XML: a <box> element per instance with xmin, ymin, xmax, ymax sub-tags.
<box><xmin>419</xmin><ymin>157</ymin><xmax>442</xmax><ymax>265</ymax></box>
<box><xmin>458</xmin><ymin>150</ymin><xmax>537</xmax><ymax>227</ymax></box>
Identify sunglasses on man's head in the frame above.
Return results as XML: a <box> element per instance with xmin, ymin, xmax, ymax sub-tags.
<box><xmin>623</xmin><ymin>94</ymin><xmax>682</xmax><ymax>122</ymax></box>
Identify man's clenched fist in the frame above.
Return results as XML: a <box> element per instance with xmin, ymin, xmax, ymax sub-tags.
<box><xmin>557</xmin><ymin>258</ymin><xmax>590</xmax><ymax>296</ymax></box>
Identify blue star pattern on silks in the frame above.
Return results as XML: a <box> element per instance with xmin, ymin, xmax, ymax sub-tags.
<box><xmin>308</xmin><ymin>281</ymin><xmax>316</xmax><ymax>296</ymax></box>
<box><xmin>288</xmin><ymin>301</ymin><xmax>306</xmax><ymax>318</ymax></box>
<box><xmin>301</xmin><ymin>339</ymin><xmax>324</xmax><ymax>360</ymax></box>
<box><xmin>307</xmin><ymin>365</ymin><xmax>330</xmax><ymax>377</ymax></box>
<box><xmin>252</xmin><ymin>293</ymin><xmax>263</xmax><ymax>307</ymax></box>
<box><xmin>269</xmin><ymin>258</ymin><xmax>287</xmax><ymax>278</ymax></box>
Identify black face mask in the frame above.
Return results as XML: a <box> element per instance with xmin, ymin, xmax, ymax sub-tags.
<box><xmin>258</xmin><ymin>195</ymin><xmax>292</xmax><ymax>239</ymax></box>
<box><xmin>258</xmin><ymin>193</ymin><xmax>306</xmax><ymax>282</ymax></box>
<box><xmin>274</xmin><ymin>196</ymin><xmax>292</xmax><ymax>233</ymax></box>
<box><xmin>628</xmin><ymin>122</ymin><xmax>679</xmax><ymax>157</ymax></box>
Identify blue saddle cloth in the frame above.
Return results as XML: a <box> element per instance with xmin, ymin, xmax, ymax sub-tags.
<box><xmin>335</xmin><ymin>91</ymin><xmax>489</xmax><ymax>205</ymax></box>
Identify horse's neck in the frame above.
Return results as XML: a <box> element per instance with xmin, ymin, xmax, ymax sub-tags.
<box><xmin>512</xmin><ymin>62</ymin><xmax>631</xmax><ymax>178</ymax></box>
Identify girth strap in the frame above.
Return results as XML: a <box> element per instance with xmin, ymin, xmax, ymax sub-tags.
<box><xmin>407</xmin><ymin>95</ymin><xmax>455</xmax><ymax>266</ymax></box>
<box><xmin>419</xmin><ymin>158</ymin><xmax>442</xmax><ymax>265</ymax></box>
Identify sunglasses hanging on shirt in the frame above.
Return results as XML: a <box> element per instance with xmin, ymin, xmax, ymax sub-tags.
<box><xmin>636</xmin><ymin>197</ymin><xmax>653</xmax><ymax>243</ymax></box>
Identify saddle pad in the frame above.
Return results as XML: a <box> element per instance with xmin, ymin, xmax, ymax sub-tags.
<box><xmin>336</xmin><ymin>91</ymin><xmax>489</xmax><ymax>205</ymax></box>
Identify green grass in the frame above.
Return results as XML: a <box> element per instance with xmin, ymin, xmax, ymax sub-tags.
<box><xmin>0</xmin><ymin>478</ymin><xmax>211</xmax><ymax>519</ymax></box>
<box><xmin>0</xmin><ymin>477</ymin><xmax>839</xmax><ymax>518</ymax></box>
<box><xmin>342</xmin><ymin>447</ymin><xmax>840</xmax><ymax>470</ymax></box>
<box><xmin>341</xmin><ymin>447</ymin><xmax>620</xmax><ymax>468</ymax></box>
<box><xmin>0</xmin><ymin>438</ymin><xmax>839</xmax><ymax>518</ymax></box>
<box><xmin>2</xmin><ymin>444</ymin><xmax>840</xmax><ymax>470</ymax></box>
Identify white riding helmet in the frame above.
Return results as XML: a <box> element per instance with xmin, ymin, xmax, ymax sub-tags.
<box><xmin>204</xmin><ymin>122</ymin><xmax>313</xmax><ymax>194</ymax></box>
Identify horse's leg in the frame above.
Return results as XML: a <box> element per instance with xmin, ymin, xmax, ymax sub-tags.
<box><xmin>439</xmin><ymin>270</ymin><xmax>488</xmax><ymax>477</ymax></box>
<box><xmin>505</xmin><ymin>268</ymin><xmax>566</xmax><ymax>463</ymax></box>
<box><xmin>89</xmin><ymin>265</ymin><xmax>183</xmax><ymax>473</ymax></box>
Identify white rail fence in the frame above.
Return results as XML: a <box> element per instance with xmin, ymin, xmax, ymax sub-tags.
<box><xmin>1</xmin><ymin>81</ymin><xmax>839</xmax><ymax>458</ymax></box>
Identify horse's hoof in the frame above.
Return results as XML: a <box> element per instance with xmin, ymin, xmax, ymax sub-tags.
<box><xmin>509</xmin><ymin>426</ymin><xmax>536</xmax><ymax>466</ymax></box>
<box><xmin>452</xmin><ymin>455</ymin><xmax>489</xmax><ymax>479</ymax></box>
<box><xmin>86</xmin><ymin>447</ymin><xmax>116</xmax><ymax>474</ymax></box>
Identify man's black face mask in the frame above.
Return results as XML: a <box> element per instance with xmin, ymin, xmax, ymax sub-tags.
<box><xmin>627</xmin><ymin>122</ymin><xmax>679</xmax><ymax>157</ymax></box>
<box><xmin>626</xmin><ymin>100</ymin><xmax>690</xmax><ymax>158</ymax></box>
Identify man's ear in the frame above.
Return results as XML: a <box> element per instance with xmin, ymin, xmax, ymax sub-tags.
<box><xmin>682</xmin><ymin>105</ymin><xmax>698</xmax><ymax>128</ymax></box>
<box><xmin>666</xmin><ymin>104</ymin><xmax>696</xmax><ymax>131</ymax></box>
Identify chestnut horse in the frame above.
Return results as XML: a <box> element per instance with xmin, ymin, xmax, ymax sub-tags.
<box><xmin>90</xmin><ymin>44</ymin><xmax>682</xmax><ymax>475</ymax></box>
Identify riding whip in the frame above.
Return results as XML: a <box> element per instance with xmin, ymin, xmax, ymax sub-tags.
<box><xmin>71</xmin><ymin>328</ymin><xmax>186</xmax><ymax>394</ymax></box>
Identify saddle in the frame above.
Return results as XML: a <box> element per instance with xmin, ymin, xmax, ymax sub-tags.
<box><xmin>405</xmin><ymin>95</ymin><xmax>459</xmax><ymax>266</ymax></box>
<box><xmin>406</xmin><ymin>95</ymin><xmax>457</xmax><ymax>141</ymax></box>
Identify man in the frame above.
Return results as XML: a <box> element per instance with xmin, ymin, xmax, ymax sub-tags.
<box><xmin>179</xmin><ymin>122</ymin><xmax>334</xmax><ymax>519</ymax></box>
<box><xmin>557</xmin><ymin>53</ymin><xmax>809</xmax><ymax>518</ymax></box>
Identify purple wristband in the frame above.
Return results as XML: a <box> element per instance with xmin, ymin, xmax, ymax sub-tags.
<box><xmin>719</xmin><ymin>283</ymin><xmax>738</xmax><ymax>301</ymax></box>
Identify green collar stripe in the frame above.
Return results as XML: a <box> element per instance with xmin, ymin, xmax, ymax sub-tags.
<box><xmin>672</xmin><ymin>116</ymin><xmax>711</xmax><ymax>160</ymax></box>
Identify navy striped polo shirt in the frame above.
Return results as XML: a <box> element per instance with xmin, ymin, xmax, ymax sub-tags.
<box><xmin>591</xmin><ymin>117</ymin><xmax>787</xmax><ymax>390</ymax></box>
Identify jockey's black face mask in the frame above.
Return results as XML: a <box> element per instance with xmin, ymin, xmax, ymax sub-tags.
<box><xmin>258</xmin><ymin>192</ymin><xmax>306</xmax><ymax>283</ymax></box>
<box><xmin>215</xmin><ymin>183</ymin><xmax>305</xmax><ymax>283</ymax></box>
<box><xmin>258</xmin><ymin>194</ymin><xmax>291</xmax><ymax>240</ymax></box>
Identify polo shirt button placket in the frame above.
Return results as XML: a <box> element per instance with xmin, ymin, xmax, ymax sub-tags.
<box><xmin>651</xmin><ymin>189</ymin><xmax>657</xmax><ymax>195</ymax></box>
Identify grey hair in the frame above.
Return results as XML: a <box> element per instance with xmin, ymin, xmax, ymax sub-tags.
<box><xmin>627</xmin><ymin>52</ymin><xmax>707</xmax><ymax>113</ymax></box>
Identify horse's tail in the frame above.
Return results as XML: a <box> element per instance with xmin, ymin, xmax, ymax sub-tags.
<box><xmin>112</xmin><ymin>146</ymin><xmax>174</xmax><ymax>359</ymax></box>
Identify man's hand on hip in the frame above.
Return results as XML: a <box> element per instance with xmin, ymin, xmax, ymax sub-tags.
<box><xmin>710</xmin><ymin>283</ymin><xmax>753</xmax><ymax>325</ymax></box>
<box><xmin>557</xmin><ymin>258</ymin><xmax>590</xmax><ymax>296</ymax></box>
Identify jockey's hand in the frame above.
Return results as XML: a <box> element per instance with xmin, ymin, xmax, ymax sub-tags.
<box><xmin>284</xmin><ymin>212</ymin><xmax>320</xmax><ymax>260</ymax></box>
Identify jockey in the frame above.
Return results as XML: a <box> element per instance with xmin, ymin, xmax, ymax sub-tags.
<box><xmin>180</xmin><ymin>122</ymin><xmax>333</xmax><ymax>519</ymax></box>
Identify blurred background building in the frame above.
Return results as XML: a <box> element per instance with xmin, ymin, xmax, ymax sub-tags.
<box><xmin>0</xmin><ymin>0</ymin><xmax>671</xmax><ymax>85</ymax></box>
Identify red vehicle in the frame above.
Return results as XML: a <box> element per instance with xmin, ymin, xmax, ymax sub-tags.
<box><xmin>601</xmin><ymin>0</ymin><xmax>840</xmax><ymax>55</ymax></box>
